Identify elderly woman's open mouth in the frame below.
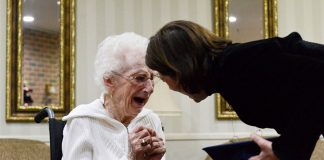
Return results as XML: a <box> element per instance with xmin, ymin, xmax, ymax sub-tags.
<box><xmin>132</xmin><ymin>95</ymin><xmax>149</xmax><ymax>107</ymax></box>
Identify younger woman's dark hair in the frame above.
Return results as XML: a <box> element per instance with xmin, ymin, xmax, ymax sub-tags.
<box><xmin>146</xmin><ymin>20</ymin><xmax>231</xmax><ymax>94</ymax></box>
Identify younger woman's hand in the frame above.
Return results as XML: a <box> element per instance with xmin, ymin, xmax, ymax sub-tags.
<box><xmin>249</xmin><ymin>133</ymin><xmax>278</xmax><ymax>160</ymax></box>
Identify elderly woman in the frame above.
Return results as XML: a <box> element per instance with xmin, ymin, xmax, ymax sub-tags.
<box><xmin>62</xmin><ymin>32</ymin><xmax>166</xmax><ymax>160</ymax></box>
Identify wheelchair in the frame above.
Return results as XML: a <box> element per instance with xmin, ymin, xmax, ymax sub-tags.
<box><xmin>35</xmin><ymin>107</ymin><xmax>66</xmax><ymax>160</ymax></box>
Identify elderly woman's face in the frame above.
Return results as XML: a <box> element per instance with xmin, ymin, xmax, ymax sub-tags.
<box><xmin>110</xmin><ymin>66</ymin><xmax>155</xmax><ymax>116</ymax></box>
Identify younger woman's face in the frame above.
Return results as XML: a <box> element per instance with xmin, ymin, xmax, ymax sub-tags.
<box><xmin>159</xmin><ymin>75</ymin><xmax>208</xmax><ymax>102</ymax></box>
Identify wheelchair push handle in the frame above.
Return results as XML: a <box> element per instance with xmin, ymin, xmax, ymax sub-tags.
<box><xmin>34</xmin><ymin>107</ymin><xmax>55</xmax><ymax>123</ymax></box>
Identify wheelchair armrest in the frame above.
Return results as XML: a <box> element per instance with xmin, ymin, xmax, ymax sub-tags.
<box><xmin>34</xmin><ymin>107</ymin><xmax>55</xmax><ymax>123</ymax></box>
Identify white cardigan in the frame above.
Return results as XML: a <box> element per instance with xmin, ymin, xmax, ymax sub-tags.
<box><xmin>61</xmin><ymin>98</ymin><xmax>166</xmax><ymax>160</ymax></box>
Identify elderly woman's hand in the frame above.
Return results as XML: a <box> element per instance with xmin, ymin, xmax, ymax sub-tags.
<box><xmin>145</xmin><ymin>135</ymin><xmax>166</xmax><ymax>160</ymax></box>
<box><xmin>128</xmin><ymin>126</ymin><xmax>166</xmax><ymax>160</ymax></box>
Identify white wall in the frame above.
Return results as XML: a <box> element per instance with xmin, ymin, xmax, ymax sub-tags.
<box><xmin>278</xmin><ymin>0</ymin><xmax>324</xmax><ymax>42</ymax></box>
<box><xmin>1</xmin><ymin>0</ymin><xmax>324</xmax><ymax>160</ymax></box>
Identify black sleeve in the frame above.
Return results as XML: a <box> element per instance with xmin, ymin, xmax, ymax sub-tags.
<box><xmin>261</xmin><ymin>49</ymin><xmax>324</xmax><ymax>159</ymax></box>
<box><xmin>225</xmin><ymin>36</ymin><xmax>324</xmax><ymax>160</ymax></box>
<box><xmin>279</xmin><ymin>32</ymin><xmax>324</xmax><ymax>62</ymax></box>
<box><xmin>272</xmin><ymin>123</ymin><xmax>320</xmax><ymax>160</ymax></box>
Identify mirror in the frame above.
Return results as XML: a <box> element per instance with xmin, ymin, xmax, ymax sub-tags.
<box><xmin>213</xmin><ymin>0</ymin><xmax>278</xmax><ymax>119</ymax></box>
<box><xmin>6</xmin><ymin>0</ymin><xmax>75</xmax><ymax>122</ymax></box>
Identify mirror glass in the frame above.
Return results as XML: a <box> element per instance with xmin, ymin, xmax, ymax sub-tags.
<box><xmin>22</xmin><ymin>0</ymin><xmax>60</xmax><ymax>107</ymax></box>
<box><xmin>214</xmin><ymin>0</ymin><xmax>278</xmax><ymax>119</ymax></box>
<box><xmin>6</xmin><ymin>0</ymin><xmax>75</xmax><ymax>122</ymax></box>
<box><xmin>228</xmin><ymin>0</ymin><xmax>263</xmax><ymax>42</ymax></box>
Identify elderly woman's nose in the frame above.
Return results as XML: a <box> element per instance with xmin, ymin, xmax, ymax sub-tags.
<box><xmin>143</xmin><ymin>80</ymin><xmax>154</xmax><ymax>93</ymax></box>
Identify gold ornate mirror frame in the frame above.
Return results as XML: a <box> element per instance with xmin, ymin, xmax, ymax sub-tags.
<box><xmin>214</xmin><ymin>0</ymin><xmax>278</xmax><ymax>119</ymax></box>
<box><xmin>6</xmin><ymin>0</ymin><xmax>75</xmax><ymax>122</ymax></box>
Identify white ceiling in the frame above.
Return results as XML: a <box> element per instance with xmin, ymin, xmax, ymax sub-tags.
<box><xmin>22</xmin><ymin>0</ymin><xmax>60</xmax><ymax>32</ymax></box>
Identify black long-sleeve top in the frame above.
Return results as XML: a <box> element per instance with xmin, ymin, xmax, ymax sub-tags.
<box><xmin>206</xmin><ymin>32</ymin><xmax>324</xmax><ymax>159</ymax></box>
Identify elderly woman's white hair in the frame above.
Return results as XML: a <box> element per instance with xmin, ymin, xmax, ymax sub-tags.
<box><xmin>94</xmin><ymin>32</ymin><xmax>149</xmax><ymax>92</ymax></box>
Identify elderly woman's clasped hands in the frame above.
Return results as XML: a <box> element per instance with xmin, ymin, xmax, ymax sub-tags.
<box><xmin>129</xmin><ymin>126</ymin><xmax>166</xmax><ymax>160</ymax></box>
